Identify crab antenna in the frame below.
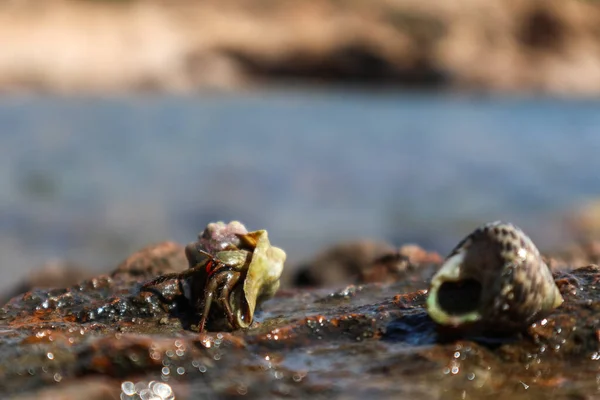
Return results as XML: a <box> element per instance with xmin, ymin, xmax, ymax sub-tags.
<box><xmin>196</xmin><ymin>249</ymin><xmax>216</xmax><ymax>260</ymax></box>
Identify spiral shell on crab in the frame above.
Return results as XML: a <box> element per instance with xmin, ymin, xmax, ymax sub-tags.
<box><xmin>184</xmin><ymin>221</ymin><xmax>286</xmax><ymax>330</ymax></box>
<box><xmin>426</xmin><ymin>221</ymin><xmax>563</xmax><ymax>331</ymax></box>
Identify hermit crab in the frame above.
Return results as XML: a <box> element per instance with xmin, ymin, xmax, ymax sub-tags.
<box><xmin>141</xmin><ymin>221</ymin><xmax>286</xmax><ymax>332</ymax></box>
<box><xmin>426</xmin><ymin>221</ymin><xmax>563</xmax><ymax>332</ymax></box>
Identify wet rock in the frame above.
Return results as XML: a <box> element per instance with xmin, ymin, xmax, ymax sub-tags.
<box><xmin>12</xmin><ymin>377</ymin><xmax>119</xmax><ymax>400</ymax></box>
<box><xmin>2</xmin><ymin>239</ymin><xmax>600</xmax><ymax>399</ymax></box>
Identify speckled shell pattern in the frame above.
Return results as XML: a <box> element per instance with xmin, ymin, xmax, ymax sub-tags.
<box><xmin>436</xmin><ymin>221</ymin><xmax>563</xmax><ymax>329</ymax></box>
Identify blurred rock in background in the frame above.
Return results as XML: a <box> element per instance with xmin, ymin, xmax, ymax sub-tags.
<box><xmin>0</xmin><ymin>260</ymin><xmax>92</xmax><ymax>305</ymax></box>
<box><xmin>293</xmin><ymin>240</ymin><xmax>441</xmax><ymax>287</ymax></box>
<box><xmin>1</xmin><ymin>0</ymin><xmax>600</xmax><ymax>94</ymax></box>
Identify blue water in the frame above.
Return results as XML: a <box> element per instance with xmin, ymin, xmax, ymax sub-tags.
<box><xmin>1</xmin><ymin>89</ymin><xmax>599</xmax><ymax>291</ymax></box>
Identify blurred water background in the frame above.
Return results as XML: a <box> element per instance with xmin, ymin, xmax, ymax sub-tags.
<box><xmin>1</xmin><ymin>89</ymin><xmax>599</xmax><ymax>293</ymax></box>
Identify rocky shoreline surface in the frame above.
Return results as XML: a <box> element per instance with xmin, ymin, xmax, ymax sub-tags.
<box><xmin>2</xmin><ymin>228</ymin><xmax>600</xmax><ymax>399</ymax></box>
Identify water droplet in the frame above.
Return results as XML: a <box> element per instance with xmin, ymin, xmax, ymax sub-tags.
<box><xmin>121</xmin><ymin>381</ymin><xmax>136</xmax><ymax>395</ymax></box>
<box><xmin>467</xmin><ymin>373</ymin><xmax>475</xmax><ymax>381</ymax></box>
<box><xmin>138</xmin><ymin>388</ymin><xmax>152</xmax><ymax>400</ymax></box>
<box><xmin>53</xmin><ymin>373</ymin><xmax>62</xmax><ymax>382</ymax></box>
<box><xmin>135</xmin><ymin>381</ymin><xmax>147</xmax><ymax>394</ymax></box>
<box><xmin>175</xmin><ymin>349</ymin><xmax>184</xmax><ymax>357</ymax></box>
<box><xmin>162</xmin><ymin>367</ymin><xmax>170</xmax><ymax>375</ymax></box>
<box><xmin>151</xmin><ymin>382</ymin><xmax>173</xmax><ymax>398</ymax></box>
<box><xmin>237</xmin><ymin>384</ymin><xmax>248</xmax><ymax>395</ymax></box>
<box><xmin>199</xmin><ymin>365</ymin><xmax>207</xmax><ymax>373</ymax></box>
<box><xmin>177</xmin><ymin>367</ymin><xmax>185</xmax><ymax>375</ymax></box>
<box><xmin>274</xmin><ymin>382</ymin><xmax>290</xmax><ymax>395</ymax></box>
<box><xmin>47</xmin><ymin>352</ymin><xmax>54</xmax><ymax>360</ymax></box>
<box><xmin>454</xmin><ymin>352</ymin><xmax>460</xmax><ymax>359</ymax></box>
<box><xmin>451</xmin><ymin>366</ymin><xmax>459</xmax><ymax>374</ymax></box>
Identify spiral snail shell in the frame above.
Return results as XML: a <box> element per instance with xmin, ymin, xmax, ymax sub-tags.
<box><xmin>426</xmin><ymin>221</ymin><xmax>563</xmax><ymax>331</ymax></box>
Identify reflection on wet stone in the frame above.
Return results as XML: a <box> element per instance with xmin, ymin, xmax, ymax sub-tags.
<box><xmin>2</xmin><ymin>223</ymin><xmax>600</xmax><ymax>399</ymax></box>
<box><xmin>120</xmin><ymin>380</ymin><xmax>174</xmax><ymax>400</ymax></box>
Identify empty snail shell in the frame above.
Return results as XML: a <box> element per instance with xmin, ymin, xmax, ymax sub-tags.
<box><xmin>426</xmin><ymin>221</ymin><xmax>563</xmax><ymax>331</ymax></box>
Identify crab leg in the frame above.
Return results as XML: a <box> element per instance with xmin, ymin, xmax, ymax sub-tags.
<box><xmin>197</xmin><ymin>268</ymin><xmax>243</xmax><ymax>332</ymax></box>
<box><xmin>217</xmin><ymin>271</ymin><xmax>242</xmax><ymax>328</ymax></box>
<box><xmin>197</xmin><ymin>276</ymin><xmax>219</xmax><ymax>333</ymax></box>
<box><xmin>140</xmin><ymin>264</ymin><xmax>206</xmax><ymax>289</ymax></box>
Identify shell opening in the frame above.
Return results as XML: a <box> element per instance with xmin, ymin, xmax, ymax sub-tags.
<box><xmin>436</xmin><ymin>279</ymin><xmax>482</xmax><ymax>316</ymax></box>
<box><xmin>426</xmin><ymin>252</ymin><xmax>482</xmax><ymax>325</ymax></box>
